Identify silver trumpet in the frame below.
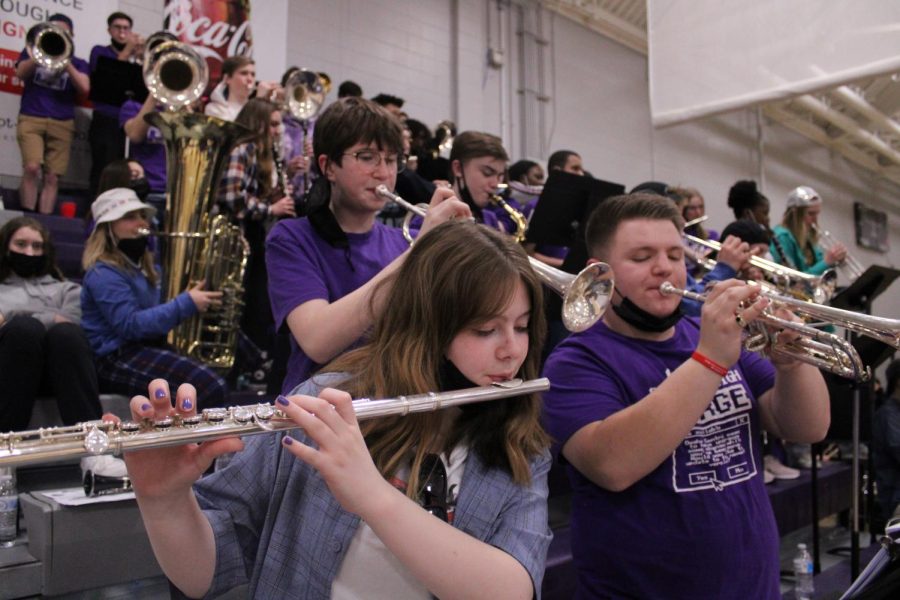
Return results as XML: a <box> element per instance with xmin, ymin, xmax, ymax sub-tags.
<box><xmin>374</xmin><ymin>185</ymin><xmax>614</xmax><ymax>332</ymax></box>
<box><xmin>811</xmin><ymin>223</ymin><xmax>865</xmax><ymax>282</ymax></box>
<box><xmin>683</xmin><ymin>232</ymin><xmax>837</xmax><ymax>304</ymax></box>
<box><xmin>0</xmin><ymin>379</ymin><xmax>549</xmax><ymax>468</ymax></box>
<box><xmin>660</xmin><ymin>282</ymin><xmax>870</xmax><ymax>381</ymax></box>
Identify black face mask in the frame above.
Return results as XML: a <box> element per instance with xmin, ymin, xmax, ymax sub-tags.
<box><xmin>456</xmin><ymin>174</ymin><xmax>485</xmax><ymax>223</ymax></box>
<box><xmin>612</xmin><ymin>295</ymin><xmax>683</xmax><ymax>333</ymax></box>
<box><xmin>117</xmin><ymin>237</ymin><xmax>148</xmax><ymax>263</ymax></box>
<box><xmin>438</xmin><ymin>358</ymin><xmax>478</xmax><ymax>392</ymax></box>
<box><xmin>130</xmin><ymin>178</ymin><xmax>151</xmax><ymax>202</ymax></box>
<box><xmin>7</xmin><ymin>251</ymin><xmax>47</xmax><ymax>278</ymax></box>
<box><xmin>110</xmin><ymin>39</ymin><xmax>126</xmax><ymax>51</ymax></box>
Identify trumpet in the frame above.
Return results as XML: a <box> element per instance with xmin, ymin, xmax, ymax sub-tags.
<box><xmin>812</xmin><ymin>223</ymin><xmax>865</xmax><ymax>282</ymax></box>
<box><xmin>374</xmin><ymin>185</ymin><xmax>613</xmax><ymax>332</ymax></box>
<box><xmin>660</xmin><ymin>282</ymin><xmax>870</xmax><ymax>381</ymax></box>
<box><xmin>683</xmin><ymin>232</ymin><xmax>837</xmax><ymax>304</ymax></box>
<box><xmin>26</xmin><ymin>21</ymin><xmax>72</xmax><ymax>74</ymax></box>
<box><xmin>0</xmin><ymin>379</ymin><xmax>549</xmax><ymax>468</ymax></box>
<box><xmin>283</xmin><ymin>69</ymin><xmax>328</xmax><ymax>122</ymax></box>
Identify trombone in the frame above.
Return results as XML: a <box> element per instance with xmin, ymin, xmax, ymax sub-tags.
<box><xmin>660</xmin><ymin>282</ymin><xmax>870</xmax><ymax>381</ymax></box>
<box><xmin>683</xmin><ymin>231</ymin><xmax>837</xmax><ymax>304</ymax></box>
<box><xmin>374</xmin><ymin>185</ymin><xmax>614</xmax><ymax>332</ymax></box>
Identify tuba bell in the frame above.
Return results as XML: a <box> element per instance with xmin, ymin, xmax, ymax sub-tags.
<box><xmin>25</xmin><ymin>22</ymin><xmax>72</xmax><ymax>74</ymax></box>
<box><xmin>143</xmin><ymin>40</ymin><xmax>253</xmax><ymax>370</ymax></box>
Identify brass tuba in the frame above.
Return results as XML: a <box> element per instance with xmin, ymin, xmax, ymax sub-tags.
<box><xmin>143</xmin><ymin>40</ymin><xmax>253</xmax><ymax>370</ymax></box>
<box><xmin>25</xmin><ymin>22</ymin><xmax>72</xmax><ymax>74</ymax></box>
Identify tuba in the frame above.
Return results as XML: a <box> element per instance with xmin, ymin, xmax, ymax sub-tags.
<box><xmin>143</xmin><ymin>40</ymin><xmax>253</xmax><ymax>370</ymax></box>
<box><xmin>26</xmin><ymin>22</ymin><xmax>72</xmax><ymax>74</ymax></box>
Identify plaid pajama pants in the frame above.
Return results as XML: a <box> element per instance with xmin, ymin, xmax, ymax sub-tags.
<box><xmin>96</xmin><ymin>344</ymin><xmax>228</xmax><ymax>410</ymax></box>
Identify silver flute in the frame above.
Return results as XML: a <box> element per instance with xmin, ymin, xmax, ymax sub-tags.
<box><xmin>0</xmin><ymin>379</ymin><xmax>549</xmax><ymax>468</ymax></box>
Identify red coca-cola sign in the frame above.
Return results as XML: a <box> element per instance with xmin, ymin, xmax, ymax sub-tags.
<box><xmin>163</xmin><ymin>0</ymin><xmax>253</xmax><ymax>95</ymax></box>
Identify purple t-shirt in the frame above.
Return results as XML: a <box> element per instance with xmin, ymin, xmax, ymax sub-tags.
<box><xmin>89</xmin><ymin>44</ymin><xmax>123</xmax><ymax>119</ymax></box>
<box><xmin>17</xmin><ymin>49</ymin><xmax>89</xmax><ymax>120</ymax></box>
<box><xmin>542</xmin><ymin>317</ymin><xmax>779</xmax><ymax>599</ymax></box>
<box><xmin>119</xmin><ymin>100</ymin><xmax>166</xmax><ymax>193</ymax></box>
<box><xmin>266</xmin><ymin>217</ymin><xmax>407</xmax><ymax>392</ymax></box>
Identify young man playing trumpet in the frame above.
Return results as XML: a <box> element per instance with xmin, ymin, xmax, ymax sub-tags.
<box><xmin>542</xmin><ymin>193</ymin><xmax>830</xmax><ymax>599</ymax></box>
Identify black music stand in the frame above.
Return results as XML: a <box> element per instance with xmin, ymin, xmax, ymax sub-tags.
<box><xmin>89</xmin><ymin>56</ymin><xmax>148</xmax><ymax>107</ymax></box>
<box><xmin>828</xmin><ymin>265</ymin><xmax>899</xmax><ymax>579</ymax></box>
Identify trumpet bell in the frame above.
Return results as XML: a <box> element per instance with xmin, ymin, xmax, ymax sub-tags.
<box><xmin>143</xmin><ymin>40</ymin><xmax>208</xmax><ymax>111</ymax></box>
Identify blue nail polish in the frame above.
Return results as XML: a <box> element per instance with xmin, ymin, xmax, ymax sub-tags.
<box><xmin>141</xmin><ymin>403</ymin><xmax>151</xmax><ymax>412</ymax></box>
<box><xmin>154</xmin><ymin>389</ymin><xmax>166</xmax><ymax>399</ymax></box>
<box><xmin>182</xmin><ymin>399</ymin><xmax>193</xmax><ymax>410</ymax></box>
<box><xmin>283</xmin><ymin>436</ymin><xmax>293</xmax><ymax>445</ymax></box>
<box><xmin>277</xmin><ymin>395</ymin><xmax>290</xmax><ymax>406</ymax></box>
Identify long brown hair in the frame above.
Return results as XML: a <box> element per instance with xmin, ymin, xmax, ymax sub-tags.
<box><xmin>325</xmin><ymin>220</ymin><xmax>549</xmax><ymax>497</ymax></box>
<box><xmin>82</xmin><ymin>219</ymin><xmax>157</xmax><ymax>286</ymax></box>
<box><xmin>235</xmin><ymin>98</ymin><xmax>279</xmax><ymax>199</ymax></box>
<box><xmin>782</xmin><ymin>207</ymin><xmax>818</xmax><ymax>265</ymax></box>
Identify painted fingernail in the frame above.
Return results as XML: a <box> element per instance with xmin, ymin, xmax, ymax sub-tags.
<box><xmin>283</xmin><ymin>436</ymin><xmax>293</xmax><ymax>445</ymax></box>
<box><xmin>154</xmin><ymin>389</ymin><xmax>167</xmax><ymax>399</ymax></box>
<box><xmin>277</xmin><ymin>395</ymin><xmax>290</xmax><ymax>406</ymax></box>
<box><xmin>141</xmin><ymin>403</ymin><xmax>151</xmax><ymax>412</ymax></box>
<box><xmin>182</xmin><ymin>399</ymin><xmax>193</xmax><ymax>411</ymax></box>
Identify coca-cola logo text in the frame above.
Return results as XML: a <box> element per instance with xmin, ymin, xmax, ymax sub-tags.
<box><xmin>163</xmin><ymin>0</ymin><xmax>251</xmax><ymax>60</ymax></box>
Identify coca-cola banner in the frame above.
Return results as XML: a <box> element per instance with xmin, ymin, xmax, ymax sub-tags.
<box><xmin>163</xmin><ymin>0</ymin><xmax>252</xmax><ymax>97</ymax></box>
<box><xmin>0</xmin><ymin>0</ymin><xmax>117</xmax><ymax>184</ymax></box>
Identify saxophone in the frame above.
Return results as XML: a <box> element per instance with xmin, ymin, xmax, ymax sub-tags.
<box><xmin>143</xmin><ymin>40</ymin><xmax>253</xmax><ymax>370</ymax></box>
<box><xmin>490</xmin><ymin>184</ymin><xmax>528</xmax><ymax>244</ymax></box>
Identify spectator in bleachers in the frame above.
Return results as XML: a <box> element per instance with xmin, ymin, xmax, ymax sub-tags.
<box><xmin>80</xmin><ymin>188</ymin><xmax>227</xmax><ymax>409</ymax></box>
<box><xmin>0</xmin><ymin>216</ymin><xmax>125</xmax><ymax>476</ymax></box>
<box><xmin>88</xmin><ymin>11</ymin><xmax>141</xmax><ymax>195</ymax></box>
<box><xmin>204</xmin><ymin>56</ymin><xmax>278</xmax><ymax>122</ymax></box>
<box><xmin>15</xmin><ymin>13</ymin><xmax>90</xmax><ymax>215</ymax></box>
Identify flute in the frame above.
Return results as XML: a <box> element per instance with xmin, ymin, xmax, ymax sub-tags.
<box><xmin>0</xmin><ymin>378</ymin><xmax>549</xmax><ymax>468</ymax></box>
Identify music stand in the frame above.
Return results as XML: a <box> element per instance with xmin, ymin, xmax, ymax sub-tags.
<box><xmin>829</xmin><ymin>265</ymin><xmax>899</xmax><ymax>579</ymax></box>
<box><xmin>89</xmin><ymin>56</ymin><xmax>148</xmax><ymax>107</ymax></box>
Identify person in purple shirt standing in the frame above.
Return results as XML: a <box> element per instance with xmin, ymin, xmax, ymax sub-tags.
<box><xmin>121</xmin><ymin>94</ymin><xmax>167</xmax><ymax>218</ymax></box>
<box><xmin>88</xmin><ymin>12</ymin><xmax>142</xmax><ymax>195</ymax></box>
<box><xmin>15</xmin><ymin>13</ymin><xmax>89</xmax><ymax>215</ymax></box>
<box><xmin>266</xmin><ymin>97</ymin><xmax>469</xmax><ymax>393</ymax></box>
<box><xmin>542</xmin><ymin>193</ymin><xmax>831</xmax><ymax>599</ymax></box>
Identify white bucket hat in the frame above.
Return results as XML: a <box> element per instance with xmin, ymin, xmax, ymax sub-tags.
<box><xmin>786</xmin><ymin>186</ymin><xmax>822</xmax><ymax>209</ymax></box>
<box><xmin>91</xmin><ymin>187</ymin><xmax>157</xmax><ymax>225</ymax></box>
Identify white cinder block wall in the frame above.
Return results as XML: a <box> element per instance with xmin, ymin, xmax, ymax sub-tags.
<box><xmin>124</xmin><ymin>0</ymin><xmax>900</xmax><ymax>327</ymax></box>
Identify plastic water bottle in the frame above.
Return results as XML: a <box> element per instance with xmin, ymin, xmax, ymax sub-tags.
<box><xmin>0</xmin><ymin>467</ymin><xmax>17</xmax><ymax>547</ymax></box>
<box><xmin>793</xmin><ymin>543</ymin><xmax>814</xmax><ymax>600</ymax></box>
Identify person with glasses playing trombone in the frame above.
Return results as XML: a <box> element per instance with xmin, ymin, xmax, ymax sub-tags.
<box><xmin>124</xmin><ymin>220</ymin><xmax>552</xmax><ymax>599</ymax></box>
<box><xmin>265</xmin><ymin>97</ymin><xmax>469</xmax><ymax>394</ymax></box>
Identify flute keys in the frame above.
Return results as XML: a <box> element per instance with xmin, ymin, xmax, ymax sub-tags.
<box><xmin>204</xmin><ymin>408</ymin><xmax>227</xmax><ymax>423</ymax></box>
<box><xmin>154</xmin><ymin>417</ymin><xmax>174</xmax><ymax>430</ymax></box>
<box><xmin>233</xmin><ymin>407</ymin><xmax>252</xmax><ymax>423</ymax></box>
<box><xmin>120</xmin><ymin>421</ymin><xmax>141</xmax><ymax>434</ymax></box>
<box><xmin>255</xmin><ymin>404</ymin><xmax>275</xmax><ymax>421</ymax></box>
<box><xmin>83</xmin><ymin>426</ymin><xmax>110</xmax><ymax>454</ymax></box>
<box><xmin>181</xmin><ymin>414</ymin><xmax>202</xmax><ymax>427</ymax></box>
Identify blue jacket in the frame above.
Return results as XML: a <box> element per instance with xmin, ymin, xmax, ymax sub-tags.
<box><xmin>80</xmin><ymin>262</ymin><xmax>197</xmax><ymax>357</ymax></box>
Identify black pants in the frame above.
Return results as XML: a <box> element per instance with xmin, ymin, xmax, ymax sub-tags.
<box><xmin>89</xmin><ymin>112</ymin><xmax>125</xmax><ymax>196</ymax></box>
<box><xmin>0</xmin><ymin>316</ymin><xmax>101</xmax><ymax>431</ymax></box>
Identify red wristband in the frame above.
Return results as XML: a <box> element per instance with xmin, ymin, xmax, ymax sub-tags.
<box><xmin>691</xmin><ymin>351</ymin><xmax>728</xmax><ymax>377</ymax></box>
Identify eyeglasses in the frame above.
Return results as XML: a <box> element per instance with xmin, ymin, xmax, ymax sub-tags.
<box><xmin>418</xmin><ymin>454</ymin><xmax>449</xmax><ymax>522</ymax></box>
<box><xmin>342</xmin><ymin>150</ymin><xmax>406</xmax><ymax>173</ymax></box>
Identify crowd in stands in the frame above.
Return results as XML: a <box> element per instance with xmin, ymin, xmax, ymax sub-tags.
<box><xmin>3</xmin><ymin>8</ymin><xmax>899</xmax><ymax>600</ymax></box>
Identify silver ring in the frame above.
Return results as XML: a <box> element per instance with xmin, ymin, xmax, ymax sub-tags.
<box><xmin>735</xmin><ymin>313</ymin><xmax>747</xmax><ymax>328</ymax></box>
